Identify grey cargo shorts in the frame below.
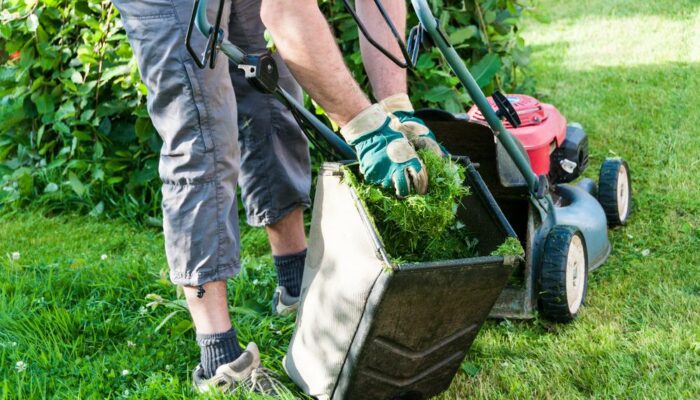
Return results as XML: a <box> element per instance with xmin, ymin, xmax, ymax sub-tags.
<box><xmin>112</xmin><ymin>0</ymin><xmax>312</xmax><ymax>286</ymax></box>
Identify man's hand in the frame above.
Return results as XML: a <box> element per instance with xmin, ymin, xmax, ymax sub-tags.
<box><xmin>341</xmin><ymin>104</ymin><xmax>428</xmax><ymax>198</ymax></box>
<box><xmin>381</xmin><ymin>93</ymin><xmax>448</xmax><ymax>158</ymax></box>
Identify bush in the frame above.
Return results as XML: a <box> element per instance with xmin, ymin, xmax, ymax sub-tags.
<box><xmin>0</xmin><ymin>0</ymin><xmax>160</xmax><ymax>222</ymax></box>
<box><xmin>0</xmin><ymin>0</ymin><xmax>533</xmax><ymax>222</ymax></box>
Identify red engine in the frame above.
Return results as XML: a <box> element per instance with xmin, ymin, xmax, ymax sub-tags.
<box><xmin>467</xmin><ymin>94</ymin><xmax>588</xmax><ymax>183</ymax></box>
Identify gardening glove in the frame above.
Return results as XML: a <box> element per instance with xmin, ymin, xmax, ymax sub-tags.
<box><xmin>380</xmin><ymin>93</ymin><xmax>448</xmax><ymax>157</ymax></box>
<box><xmin>341</xmin><ymin>104</ymin><xmax>428</xmax><ymax>198</ymax></box>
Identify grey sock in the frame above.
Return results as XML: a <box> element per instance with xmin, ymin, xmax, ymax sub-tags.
<box><xmin>274</xmin><ymin>249</ymin><xmax>306</xmax><ymax>297</ymax></box>
<box><xmin>196</xmin><ymin>328</ymin><xmax>244</xmax><ymax>379</ymax></box>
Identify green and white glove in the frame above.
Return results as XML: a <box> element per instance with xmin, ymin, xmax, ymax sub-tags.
<box><xmin>341</xmin><ymin>104</ymin><xmax>428</xmax><ymax>198</ymax></box>
<box><xmin>380</xmin><ymin>93</ymin><xmax>448</xmax><ymax>157</ymax></box>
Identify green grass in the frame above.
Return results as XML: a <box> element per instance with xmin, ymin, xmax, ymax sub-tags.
<box><xmin>0</xmin><ymin>211</ymin><xmax>299</xmax><ymax>399</ymax></box>
<box><xmin>2</xmin><ymin>0</ymin><xmax>700</xmax><ymax>398</ymax></box>
<box><xmin>438</xmin><ymin>1</ymin><xmax>700</xmax><ymax>398</ymax></box>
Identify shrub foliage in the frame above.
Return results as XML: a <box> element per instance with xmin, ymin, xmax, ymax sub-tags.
<box><xmin>0</xmin><ymin>0</ymin><xmax>533</xmax><ymax>221</ymax></box>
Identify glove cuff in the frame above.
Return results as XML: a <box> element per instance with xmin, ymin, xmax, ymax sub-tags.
<box><xmin>340</xmin><ymin>104</ymin><xmax>389</xmax><ymax>143</ymax></box>
<box><xmin>379</xmin><ymin>93</ymin><xmax>414</xmax><ymax>114</ymax></box>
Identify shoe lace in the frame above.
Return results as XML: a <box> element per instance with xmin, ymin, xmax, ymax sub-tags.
<box><xmin>247</xmin><ymin>367</ymin><xmax>285</xmax><ymax>395</ymax></box>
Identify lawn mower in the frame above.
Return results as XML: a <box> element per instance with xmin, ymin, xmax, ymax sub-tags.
<box><xmin>186</xmin><ymin>0</ymin><xmax>632</xmax><ymax>398</ymax></box>
<box><xmin>407</xmin><ymin>0</ymin><xmax>633</xmax><ymax>322</ymax></box>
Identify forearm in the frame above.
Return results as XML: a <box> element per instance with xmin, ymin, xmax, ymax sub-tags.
<box><xmin>261</xmin><ymin>0</ymin><xmax>370</xmax><ymax>126</ymax></box>
<box><xmin>357</xmin><ymin>0</ymin><xmax>407</xmax><ymax>100</ymax></box>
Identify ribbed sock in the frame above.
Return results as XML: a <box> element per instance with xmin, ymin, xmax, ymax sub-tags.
<box><xmin>274</xmin><ymin>249</ymin><xmax>307</xmax><ymax>297</ymax></box>
<box><xmin>196</xmin><ymin>328</ymin><xmax>244</xmax><ymax>379</ymax></box>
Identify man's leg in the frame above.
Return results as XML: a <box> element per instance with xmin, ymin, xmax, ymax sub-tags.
<box><xmin>266</xmin><ymin>208</ymin><xmax>306</xmax><ymax>256</ymax></box>
<box><xmin>267</xmin><ymin>208</ymin><xmax>307</xmax><ymax>302</ymax></box>
<box><xmin>229</xmin><ymin>0</ymin><xmax>311</xmax><ymax>302</ymax></box>
<box><xmin>184</xmin><ymin>282</ymin><xmax>232</xmax><ymax>334</ymax></box>
<box><xmin>112</xmin><ymin>0</ymin><xmax>249</xmax><ymax>384</ymax></box>
<box><xmin>357</xmin><ymin>0</ymin><xmax>408</xmax><ymax>101</ymax></box>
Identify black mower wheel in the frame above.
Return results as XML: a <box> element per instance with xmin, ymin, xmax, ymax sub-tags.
<box><xmin>539</xmin><ymin>225</ymin><xmax>588</xmax><ymax>323</ymax></box>
<box><xmin>598</xmin><ymin>158</ymin><xmax>632</xmax><ymax>226</ymax></box>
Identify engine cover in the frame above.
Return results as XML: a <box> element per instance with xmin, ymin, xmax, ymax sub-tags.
<box><xmin>468</xmin><ymin>94</ymin><xmax>567</xmax><ymax>176</ymax></box>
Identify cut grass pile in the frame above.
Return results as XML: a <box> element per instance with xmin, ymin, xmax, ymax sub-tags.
<box><xmin>344</xmin><ymin>149</ymin><xmax>479</xmax><ymax>263</ymax></box>
<box><xmin>2</xmin><ymin>0</ymin><xmax>700</xmax><ymax>398</ymax></box>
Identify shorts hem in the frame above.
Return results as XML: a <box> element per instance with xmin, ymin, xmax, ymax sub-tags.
<box><xmin>169</xmin><ymin>261</ymin><xmax>241</xmax><ymax>287</ymax></box>
<box><xmin>246</xmin><ymin>199</ymin><xmax>311</xmax><ymax>227</ymax></box>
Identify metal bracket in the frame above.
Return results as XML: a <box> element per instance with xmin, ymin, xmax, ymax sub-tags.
<box><xmin>238</xmin><ymin>53</ymin><xmax>279</xmax><ymax>94</ymax></box>
<box><xmin>406</xmin><ymin>24</ymin><xmax>426</xmax><ymax>66</ymax></box>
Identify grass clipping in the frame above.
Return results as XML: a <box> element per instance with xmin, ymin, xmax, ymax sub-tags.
<box><xmin>345</xmin><ymin>150</ymin><xmax>479</xmax><ymax>263</ymax></box>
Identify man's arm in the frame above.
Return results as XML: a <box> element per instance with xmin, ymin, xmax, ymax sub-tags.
<box><xmin>356</xmin><ymin>0</ymin><xmax>407</xmax><ymax>101</ymax></box>
<box><xmin>260</xmin><ymin>0</ymin><xmax>429</xmax><ymax>197</ymax></box>
<box><xmin>260</xmin><ymin>0</ymin><xmax>369</xmax><ymax>126</ymax></box>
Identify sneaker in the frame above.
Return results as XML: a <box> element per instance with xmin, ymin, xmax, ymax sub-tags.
<box><xmin>272</xmin><ymin>286</ymin><xmax>299</xmax><ymax>316</ymax></box>
<box><xmin>192</xmin><ymin>342</ymin><xmax>286</xmax><ymax>395</ymax></box>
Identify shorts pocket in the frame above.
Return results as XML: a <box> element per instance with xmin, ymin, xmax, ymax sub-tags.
<box><xmin>118</xmin><ymin>5</ymin><xmax>216</xmax><ymax>157</ymax></box>
<box><xmin>183</xmin><ymin>60</ymin><xmax>215</xmax><ymax>152</ymax></box>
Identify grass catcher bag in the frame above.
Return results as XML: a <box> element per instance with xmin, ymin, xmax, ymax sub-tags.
<box><xmin>284</xmin><ymin>160</ymin><xmax>521</xmax><ymax>400</ymax></box>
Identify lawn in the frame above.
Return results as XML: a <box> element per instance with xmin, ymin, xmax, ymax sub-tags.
<box><xmin>2</xmin><ymin>0</ymin><xmax>699</xmax><ymax>398</ymax></box>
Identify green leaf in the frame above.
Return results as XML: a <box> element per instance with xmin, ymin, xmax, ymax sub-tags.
<box><xmin>26</xmin><ymin>14</ymin><xmax>39</xmax><ymax>32</ymax></box>
<box><xmin>54</xmin><ymin>121</ymin><xmax>70</xmax><ymax>135</ymax></box>
<box><xmin>30</xmin><ymin>76</ymin><xmax>45</xmax><ymax>92</ymax></box>
<box><xmin>44</xmin><ymin>182</ymin><xmax>59</xmax><ymax>193</ymax></box>
<box><xmin>89</xmin><ymin>201</ymin><xmax>104</xmax><ymax>217</ymax></box>
<box><xmin>100</xmin><ymin>64</ymin><xmax>130</xmax><ymax>83</ymax></box>
<box><xmin>34</xmin><ymin>94</ymin><xmax>55</xmax><ymax>115</ymax></box>
<box><xmin>71</xmin><ymin>71</ymin><xmax>83</xmax><ymax>84</ymax></box>
<box><xmin>449</xmin><ymin>26</ymin><xmax>478</xmax><ymax>44</ymax></box>
<box><xmin>423</xmin><ymin>86</ymin><xmax>453</xmax><ymax>103</ymax></box>
<box><xmin>154</xmin><ymin>310</ymin><xmax>180</xmax><ymax>332</ymax></box>
<box><xmin>134</xmin><ymin>118</ymin><xmax>156</xmax><ymax>142</ymax></box>
<box><xmin>0</xmin><ymin>24</ymin><xmax>11</xmax><ymax>39</ymax></box>
<box><xmin>13</xmin><ymin>168</ymin><xmax>34</xmax><ymax>197</ymax></box>
<box><xmin>68</xmin><ymin>172</ymin><xmax>87</xmax><ymax>197</ymax></box>
<box><xmin>107</xmin><ymin>176</ymin><xmax>124</xmax><ymax>185</ymax></box>
<box><xmin>56</xmin><ymin>102</ymin><xmax>76</xmax><ymax>121</ymax></box>
<box><xmin>72</xmin><ymin>130</ymin><xmax>92</xmax><ymax>141</ymax></box>
<box><xmin>98</xmin><ymin>118</ymin><xmax>111</xmax><ymax>135</ymax></box>
<box><xmin>461</xmin><ymin>362</ymin><xmax>481</xmax><ymax>377</ymax></box>
<box><xmin>170</xmin><ymin>319</ymin><xmax>193</xmax><ymax>336</ymax></box>
<box><xmin>471</xmin><ymin>53</ymin><xmax>503</xmax><ymax>88</ymax></box>
<box><xmin>93</xmin><ymin>141</ymin><xmax>104</xmax><ymax>159</ymax></box>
